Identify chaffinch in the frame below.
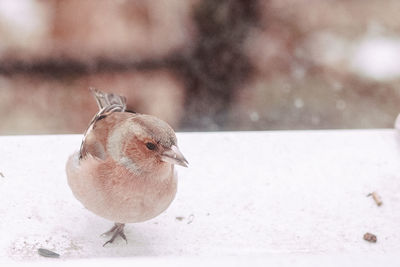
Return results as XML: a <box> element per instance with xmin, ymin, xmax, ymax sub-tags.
<box><xmin>66</xmin><ymin>89</ymin><xmax>188</xmax><ymax>246</ymax></box>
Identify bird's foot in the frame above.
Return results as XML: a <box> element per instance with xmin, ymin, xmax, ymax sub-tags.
<box><xmin>102</xmin><ymin>223</ymin><xmax>127</xmax><ymax>246</ymax></box>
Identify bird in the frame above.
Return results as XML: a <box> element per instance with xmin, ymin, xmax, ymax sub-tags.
<box><xmin>66</xmin><ymin>88</ymin><xmax>188</xmax><ymax>246</ymax></box>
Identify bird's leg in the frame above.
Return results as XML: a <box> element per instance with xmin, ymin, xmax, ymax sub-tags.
<box><xmin>102</xmin><ymin>223</ymin><xmax>128</xmax><ymax>246</ymax></box>
<box><xmin>101</xmin><ymin>223</ymin><xmax>119</xmax><ymax>236</ymax></box>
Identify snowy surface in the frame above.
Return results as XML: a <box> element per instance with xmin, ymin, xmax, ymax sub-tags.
<box><xmin>1</xmin><ymin>130</ymin><xmax>400</xmax><ymax>265</ymax></box>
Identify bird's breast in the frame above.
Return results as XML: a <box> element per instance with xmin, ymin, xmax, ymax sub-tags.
<box><xmin>67</xmin><ymin>154</ymin><xmax>177</xmax><ymax>223</ymax></box>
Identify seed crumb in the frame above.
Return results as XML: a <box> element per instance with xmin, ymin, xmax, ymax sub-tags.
<box><xmin>38</xmin><ymin>248</ymin><xmax>60</xmax><ymax>258</ymax></box>
<box><xmin>363</xmin><ymin>232</ymin><xmax>377</xmax><ymax>243</ymax></box>
<box><xmin>367</xmin><ymin>191</ymin><xmax>382</xmax><ymax>206</ymax></box>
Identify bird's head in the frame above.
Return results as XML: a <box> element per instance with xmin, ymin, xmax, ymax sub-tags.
<box><xmin>107</xmin><ymin>114</ymin><xmax>188</xmax><ymax>174</ymax></box>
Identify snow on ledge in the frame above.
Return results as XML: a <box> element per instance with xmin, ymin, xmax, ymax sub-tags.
<box><xmin>0</xmin><ymin>130</ymin><xmax>399</xmax><ymax>265</ymax></box>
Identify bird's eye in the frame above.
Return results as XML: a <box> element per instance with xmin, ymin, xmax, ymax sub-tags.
<box><xmin>146</xmin><ymin>142</ymin><xmax>156</xmax><ymax>150</ymax></box>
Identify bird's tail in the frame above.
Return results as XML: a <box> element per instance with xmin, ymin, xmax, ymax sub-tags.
<box><xmin>90</xmin><ymin>87</ymin><xmax>127</xmax><ymax>111</ymax></box>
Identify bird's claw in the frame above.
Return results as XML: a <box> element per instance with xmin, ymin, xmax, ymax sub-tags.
<box><xmin>102</xmin><ymin>223</ymin><xmax>128</xmax><ymax>246</ymax></box>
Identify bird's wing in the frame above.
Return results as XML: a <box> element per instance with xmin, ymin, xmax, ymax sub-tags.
<box><xmin>79</xmin><ymin>89</ymin><xmax>127</xmax><ymax>160</ymax></box>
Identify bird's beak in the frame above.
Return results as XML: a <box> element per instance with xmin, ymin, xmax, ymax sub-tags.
<box><xmin>161</xmin><ymin>145</ymin><xmax>189</xmax><ymax>167</ymax></box>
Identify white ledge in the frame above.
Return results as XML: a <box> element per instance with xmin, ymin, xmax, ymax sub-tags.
<box><xmin>0</xmin><ymin>130</ymin><xmax>400</xmax><ymax>265</ymax></box>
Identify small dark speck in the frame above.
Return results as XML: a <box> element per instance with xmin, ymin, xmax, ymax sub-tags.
<box><xmin>187</xmin><ymin>214</ymin><xmax>195</xmax><ymax>224</ymax></box>
<box><xmin>27</xmin><ymin>216</ymin><xmax>31</xmax><ymax>219</ymax></box>
<box><xmin>0</xmin><ymin>172</ymin><xmax>4</xmax><ymax>178</ymax></box>
<box><xmin>38</xmin><ymin>248</ymin><xmax>60</xmax><ymax>258</ymax></box>
<box><xmin>175</xmin><ymin>216</ymin><xmax>184</xmax><ymax>221</ymax></box>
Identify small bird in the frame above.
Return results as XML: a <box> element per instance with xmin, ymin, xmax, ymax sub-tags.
<box><xmin>66</xmin><ymin>89</ymin><xmax>188</xmax><ymax>246</ymax></box>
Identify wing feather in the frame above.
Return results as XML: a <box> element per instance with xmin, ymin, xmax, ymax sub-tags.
<box><xmin>79</xmin><ymin>89</ymin><xmax>127</xmax><ymax>159</ymax></box>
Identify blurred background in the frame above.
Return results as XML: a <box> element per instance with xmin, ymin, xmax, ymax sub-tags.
<box><xmin>1</xmin><ymin>0</ymin><xmax>400</xmax><ymax>134</ymax></box>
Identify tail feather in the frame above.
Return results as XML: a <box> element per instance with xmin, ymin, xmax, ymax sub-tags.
<box><xmin>90</xmin><ymin>88</ymin><xmax>127</xmax><ymax>111</ymax></box>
